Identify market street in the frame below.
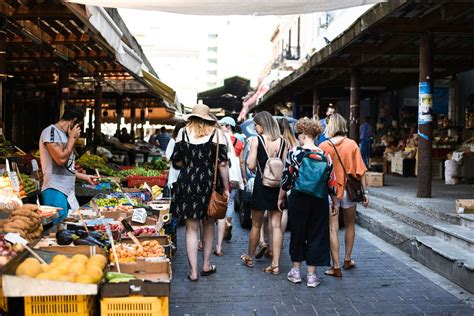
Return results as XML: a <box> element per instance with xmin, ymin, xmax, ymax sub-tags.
<box><xmin>169</xmin><ymin>219</ymin><xmax>474</xmax><ymax>315</ymax></box>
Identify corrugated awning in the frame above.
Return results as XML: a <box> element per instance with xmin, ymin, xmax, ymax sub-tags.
<box><xmin>142</xmin><ymin>70</ymin><xmax>177</xmax><ymax>107</ymax></box>
<box><xmin>64</xmin><ymin>0</ymin><xmax>385</xmax><ymax>16</ymax></box>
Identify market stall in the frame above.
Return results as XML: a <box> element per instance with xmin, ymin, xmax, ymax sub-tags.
<box><xmin>0</xmin><ymin>157</ymin><xmax>174</xmax><ymax>316</ymax></box>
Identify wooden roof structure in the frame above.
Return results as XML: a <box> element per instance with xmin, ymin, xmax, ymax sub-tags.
<box><xmin>256</xmin><ymin>0</ymin><xmax>474</xmax><ymax>109</ymax></box>
<box><xmin>1</xmin><ymin>0</ymin><xmax>175</xmax><ymax>113</ymax></box>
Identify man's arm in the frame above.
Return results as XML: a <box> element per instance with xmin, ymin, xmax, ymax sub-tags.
<box><xmin>45</xmin><ymin>124</ymin><xmax>80</xmax><ymax>166</ymax></box>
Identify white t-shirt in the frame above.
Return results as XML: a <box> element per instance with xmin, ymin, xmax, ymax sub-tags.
<box><xmin>39</xmin><ymin>125</ymin><xmax>79</xmax><ymax>210</ymax></box>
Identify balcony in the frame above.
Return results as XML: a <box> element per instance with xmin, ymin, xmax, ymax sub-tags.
<box><xmin>282</xmin><ymin>46</ymin><xmax>300</xmax><ymax>61</ymax></box>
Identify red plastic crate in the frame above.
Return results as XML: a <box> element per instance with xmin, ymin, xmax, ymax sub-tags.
<box><xmin>119</xmin><ymin>166</ymin><xmax>135</xmax><ymax>170</ymax></box>
<box><xmin>126</xmin><ymin>176</ymin><xmax>167</xmax><ymax>188</ymax></box>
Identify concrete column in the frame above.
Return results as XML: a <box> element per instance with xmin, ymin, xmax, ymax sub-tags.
<box><xmin>349</xmin><ymin>68</ymin><xmax>360</xmax><ymax>142</ymax></box>
<box><xmin>58</xmin><ymin>67</ymin><xmax>69</xmax><ymax>117</ymax></box>
<box><xmin>116</xmin><ymin>97</ymin><xmax>123</xmax><ymax>136</ymax></box>
<box><xmin>0</xmin><ymin>30</ymin><xmax>6</xmax><ymax>130</ymax></box>
<box><xmin>312</xmin><ymin>87</ymin><xmax>321</xmax><ymax>119</ymax></box>
<box><xmin>130</xmin><ymin>102</ymin><xmax>136</xmax><ymax>142</ymax></box>
<box><xmin>417</xmin><ymin>34</ymin><xmax>434</xmax><ymax>198</ymax></box>
<box><xmin>94</xmin><ymin>83</ymin><xmax>102</xmax><ymax>151</ymax></box>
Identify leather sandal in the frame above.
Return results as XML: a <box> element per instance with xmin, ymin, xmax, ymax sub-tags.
<box><xmin>324</xmin><ymin>267</ymin><xmax>342</xmax><ymax>277</ymax></box>
<box><xmin>213</xmin><ymin>247</ymin><xmax>223</xmax><ymax>257</ymax></box>
<box><xmin>255</xmin><ymin>243</ymin><xmax>268</xmax><ymax>259</ymax></box>
<box><xmin>240</xmin><ymin>254</ymin><xmax>254</xmax><ymax>268</ymax></box>
<box><xmin>343</xmin><ymin>260</ymin><xmax>356</xmax><ymax>270</ymax></box>
<box><xmin>262</xmin><ymin>265</ymin><xmax>280</xmax><ymax>275</ymax></box>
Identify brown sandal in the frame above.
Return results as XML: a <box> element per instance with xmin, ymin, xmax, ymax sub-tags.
<box><xmin>262</xmin><ymin>265</ymin><xmax>280</xmax><ymax>275</ymax></box>
<box><xmin>343</xmin><ymin>260</ymin><xmax>356</xmax><ymax>270</ymax></box>
<box><xmin>255</xmin><ymin>243</ymin><xmax>268</xmax><ymax>259</ymax></box>
<box><xmin>240</xmin><ymin>254</ymin><xmax>254</xmax><ymax>268</ymax></box>
<box><xmin>324</xmin><ymin>267</ymin><xmax>342</xmax><ymax>277</ymax></box>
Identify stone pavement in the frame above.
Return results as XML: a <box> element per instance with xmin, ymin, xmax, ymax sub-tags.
<box><xmin>169</xmin><ymin>217</ymin><xmax>474</xmax><ymax>315</ymax></box>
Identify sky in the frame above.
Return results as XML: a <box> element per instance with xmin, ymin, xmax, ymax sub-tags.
<box><xmin>119</xmin><ymin>9</ymin><xmax>279</xmax><ymax>105</ymax></box>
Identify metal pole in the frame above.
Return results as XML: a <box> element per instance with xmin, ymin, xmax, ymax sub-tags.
<box><xmin>130</xmin><ymin>102</ymin><xmax>136</xmax><ymax>143</ymax></box>
<box><xmin>94</xmin><ymin>83</ymin><xmax>102</xmax><ymax>152</ymax></box>
<box><xmin>0</xmin><ymin>30</ymin><xmax>6</xmax><ymax>132</ymax></box>
<box><xmin>59</xmin><ymin>67</ymin><xmax>69</xmax><ymax>118</ymax></box>
<box><xmin>312</xmin><ymin>87</ymin><xmax>321</xmax><ymax>119</ymax></box>
<box><xmin>349</xmin><ymin>68</ymin><xmax>360</xmax><ymax>142</ymax></box>
<box><xmin>87</xmin><ymin>107</ymin><xmax>93</xmax><ymax>142</ymax></box>
<box><xmin>417</xmin><ymin>34</ymin><xmax>433</xmax><ymax>198</ymax></box>
<box><xmin>116</xmin><ymin>97</ymin><xmax>123</xmax><ymax>136</ymax></box>
<box><xmin>140</xmin><ymin>108</ymin><xmax>145</xmax><ymax>141</ymax></box>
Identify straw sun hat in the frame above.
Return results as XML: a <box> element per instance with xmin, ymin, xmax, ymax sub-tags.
<box><xmin>185</xmin><ymin>104</ymin><xmax>216</xmax><ymax>122</ymax></box>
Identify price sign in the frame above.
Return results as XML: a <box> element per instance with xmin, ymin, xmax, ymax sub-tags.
<box><xmin>8</xmin><ymin>171</ymin><xmax>20</xmax><ymax>192</ymax></box>
<box><xmin>31</xmin><ymin>159</ymin><xmax>39</xmax><ymax>172</ymax></box>
<box><xmin>5</xmin><ymin>233</ymin><xmax>28</xmax><ymax>246</ymax></box>
<box><xmin>132</xmin><ymin>208</ymin><xmax>148</xmax><ymax>224</ymax></box>
<box><xmin>143</xmin><ymin>182</ymin><xmax>152</xmax><ymax>193</ymax></box>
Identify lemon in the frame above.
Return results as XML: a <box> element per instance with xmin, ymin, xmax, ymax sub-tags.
<box><xmin>89</xmin><ymin>254</ymin><xmax>107</xmax><ymax>267</ymax></box>
<box><xmin>75</xmin><ymin>274</ymin><xmax>95</xmax><ymax>284</ymax></box>
<box><xmin>85</xmin><ymin>266</ymin><xmax>103</xmax><ymax>283</ymax></box>
<box><xmin>71</xmin><ymin>254</ymin><xmax>88</xmax><ymax>264</ymax></box>
<box><xmin>16</xmin><ymin>261</ymin><xmax>43</xmax><ymax>277</ymax></box>
<box><xmin>52</xmin><ymin>255</ymin><xmax>68</xmax><ymax>263</ymax></box>
<box><xmin>67</xmin><ymin>262</ymin><xmax>85</xmax><ymax>275</ymax></box>
<box><xmin>35</xmin><ymin>273</ymin><xmax>50</xmax><ymax>280</ymax></box>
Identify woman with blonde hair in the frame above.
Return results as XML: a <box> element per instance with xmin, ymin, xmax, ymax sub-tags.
<box><xmin>319</xmin><ymin>113</ymin><xmax>369</xmax><ymax>278</ymax></box>
<box><xmin>171</xmin><ymin>104</ymin><xmax>229</xmax><ymax>281</ymax></box>
<box><xmin>279</xmin><ymin>117</ymin><xmax>337</xmax><ymax>287</ymax></box>
<box><xmin>241</xmin><ymin>111</ymin><xmax>287</xmax><ymax>275</ymax></box>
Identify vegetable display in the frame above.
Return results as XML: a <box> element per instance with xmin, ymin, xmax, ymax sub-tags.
<box><xmin>143</xmin><ymin>159</ymin><xmax>168</xmax><ymax>171</ymax></box>
<box><xmin>15</xmin><ymin>254</ymin><xmax>107</xmax><ymax>284</ymax></box>
<box><xmin>1</xmin><ymin>204</ymin><xmax>43</xmax><ymax>241</ymax></box>
<box><xmin>0</xmin><ymin>236</ymin><xmax>23</xmax><ymax>267</ymax></box>
<box><xmin>56</xmin><ymin>229</ymin><xmax>108</xmax><ymax>248</ymax></box>
<box><xmin>111</xmin><ymin>240</ymin><xmax>165</xmax><ymax>262</ymax></box>
<box><xmin>76</xmin><ymin>153</ymin><xmax>117</xmax><ymax>176</ymax></box>
<box><xmin>20</xmin><ymin>174</ymin><xmax>37</xmax><ymax>195</ymax></box>
<box><xmin>118</xmin><ymin>167</ymin><xmax>161</xmax><ymax>178</ymax></box>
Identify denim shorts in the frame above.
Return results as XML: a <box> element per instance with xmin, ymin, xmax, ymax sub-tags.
<box><xmin>329</xmin><ymin>190</ymin><xmax>356</xmax><ymax>209</ymax></box>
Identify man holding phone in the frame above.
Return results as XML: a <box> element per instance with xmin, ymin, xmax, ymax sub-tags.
<box><xmin>39</xmin><ymin>106</ymin><xmax>97</xmax><ymax>225</ymax></box>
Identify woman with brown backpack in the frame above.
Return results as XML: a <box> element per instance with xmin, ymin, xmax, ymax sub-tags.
<box><xmin>240</xmin><ymin>111</ymin><xmax>287</xmax><ymax>275</ymax></box>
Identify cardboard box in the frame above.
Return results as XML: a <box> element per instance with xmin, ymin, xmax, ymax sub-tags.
<box><xmin>366</xmin><ymin>172</ymin><xmax>384</xmax><ymax>187</ymax></box>
<box><xmin>456</xmin><ymin>199</ymin><xmax>474</xmax><ymax>215</ymax></box>
<box><xmin>121</xmin><ymin>235</ymin><xmax>173</xmax><ymax>258</ymax></box>
<box><xmin>101</xmin><ymin>259</ymin><xmax>171</xmax><ymax>298</ymax></box>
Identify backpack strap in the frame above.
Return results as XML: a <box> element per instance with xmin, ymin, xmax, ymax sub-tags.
<box><xmin>208</xmin><ymin>129</ymin><xmax>217</xmax><ymax>143</ymax></box>
<box><xmin>277</xmin><ymin>137</ymin><xmax>285</xmax><ymax>160</ymax></box>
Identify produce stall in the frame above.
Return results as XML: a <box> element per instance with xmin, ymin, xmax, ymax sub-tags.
<box><xmin>0</xmin><ymin>170</ymin><xmax>174</xmax><ymax>315</ymax></box>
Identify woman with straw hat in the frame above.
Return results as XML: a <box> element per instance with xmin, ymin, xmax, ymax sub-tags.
<box><xmin>171</xmin><ymin>104</ymin><xmax>230</xmax><ymax>281</ymax></box>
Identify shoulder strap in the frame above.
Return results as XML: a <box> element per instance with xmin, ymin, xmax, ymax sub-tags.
<box><xmin>183</xmin><ymin>128</ymin><xmax>190</xmax><ymax>143</ymax></box>
<box><xmin>208</xmin><ymin>129</ymin><xmax>217</xmax><ymax>143</ymax></box>
<box><xmin>232</xmin><ymin>137</ymin><xmax>238</xmax><ymax>147</ymax></box>
<box><xmin>277</xmin><ymin>137</ymin><xmax>285</xmax><ymax>159</ymax></box>
<box><xmin>328</xmin><ymin>138</ymin><xmax>348</xmax><ymax>177</ymax></box>
<box><xmin>256</xmin><ymin>135</ymin><xmax>271</xmax><ymax>158</ymax></box>
<box><xmin>211</xmin><ymin>129</ymin><xmax>219</xmax><ymax>190</ymax></box>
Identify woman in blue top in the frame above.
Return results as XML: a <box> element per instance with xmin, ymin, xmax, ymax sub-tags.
<box><xmin>278</xmin><ymin>117</ymin><xmax>338</xmax><ymax>288</ymax></box>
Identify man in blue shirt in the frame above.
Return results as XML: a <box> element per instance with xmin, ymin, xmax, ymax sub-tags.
<box><xmin>359</xmin><ymin>116</ymin><xmax>374</xmax><ymax>167</ymax></box>
<box><xmin>316</xmin><ymin>104</ymin><xmax>335</xmax><ymax>145</ymax></box>
<box><xmin>156</xmin><ymin>127</ymin><xmax>171</xmax><ymax>151</ymax></box>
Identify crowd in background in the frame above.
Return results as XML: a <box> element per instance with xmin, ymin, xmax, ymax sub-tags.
<box><xmin>168</xmin><ymin>104</ymin><xmax>369</xmax><ymax>286</ymax></box>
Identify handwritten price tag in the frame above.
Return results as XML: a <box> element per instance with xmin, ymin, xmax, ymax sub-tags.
<box><xmin>132</xmin><ymin>208</ymin><xmax>148</xmax><ymax>224</ymax></box>
<box><xmin>31</xmin><ymin>159</ymin><xmax>39</xmax><ymax>172</ymax></box>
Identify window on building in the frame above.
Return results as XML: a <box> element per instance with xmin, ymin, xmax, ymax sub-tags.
<box><xmin>208</xmin><ymin>47</ymin><xmax>218</xmax><ymax>52</ymax></box>
<box><xmin>207</xmin><ymin>58</ymin><xmax>217</xmax><ymax>64</ymax></box>
<box><xmin>207</xmin><ymin>70</ymin><xmax>217</xmax><ymax>75</ymax></box>
<box><xmin>207</xmin><ymin>82</ymin><xmax>216</xmax><ymax>87</ymax></box>
<box><xmin>208</xmin><ymin>34</ymin><xmax>218</xmax><ymax>39</ymax></box>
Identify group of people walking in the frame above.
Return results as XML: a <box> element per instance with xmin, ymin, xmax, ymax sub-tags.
<box><xmin>170</xmin><ymin>104</ymin><xmax>369</xmax><ymax>286</ymax></box>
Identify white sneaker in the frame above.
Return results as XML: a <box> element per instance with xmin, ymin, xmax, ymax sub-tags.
<box><xmin>287</xmin><ymin>268</ymin><xmax>301</xmax><ymax>284</ymax></box>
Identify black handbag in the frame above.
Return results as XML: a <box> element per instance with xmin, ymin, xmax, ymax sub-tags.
<box><xmin>329</xmin><ymin>139</ymin><xmax>364</xmax><ymax>203</ymax></box>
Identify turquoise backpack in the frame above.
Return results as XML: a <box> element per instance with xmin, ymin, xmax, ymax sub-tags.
<box><xmin>293</xmin><ymin>151</ymin><xmax>329</xmax><ymax>199</ymax></box>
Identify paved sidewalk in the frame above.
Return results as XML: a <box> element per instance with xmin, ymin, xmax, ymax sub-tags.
<box><xmin>169</xmin><ymin>217</ymin><xmax>474</xmax><ymax>315</ymax></box>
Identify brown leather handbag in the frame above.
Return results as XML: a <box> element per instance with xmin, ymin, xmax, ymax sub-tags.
<box><xmin>207</xmin><ymin>130</ymin><xmax>228</xmax><ymax>219</ymax></box>
<box><xmin>329</xmin><ymin>139</ymin><xmax>364</xmax><ymax>203</ymax></box>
